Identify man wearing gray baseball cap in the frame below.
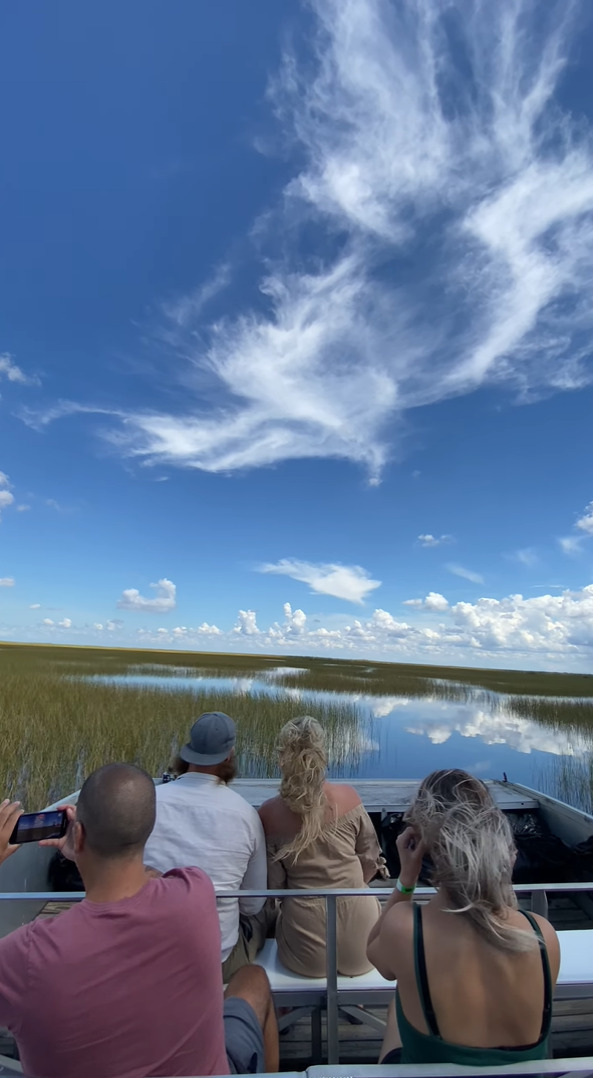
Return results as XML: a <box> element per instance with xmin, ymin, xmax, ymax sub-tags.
<box><xmin>144</xmin><ymin>712</ymin><xmax>268</xmax><ymax>979</ymax></box>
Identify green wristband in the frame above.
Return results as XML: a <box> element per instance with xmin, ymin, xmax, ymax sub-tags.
<box><xmin>395</xmin><ymin>877</ymin><xmax>416</xmax><ymax>894</ymax></box>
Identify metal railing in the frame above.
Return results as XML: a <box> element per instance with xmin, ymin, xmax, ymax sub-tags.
<box><xmin>5</xmin><ymin>1061</ymin><xmax>593</xmax><ymax>1078</ymax></box>
<box><xmin>2</xmin><ymin>882</ymin><xmax>593</xmax><ymax>1065</ymax></box>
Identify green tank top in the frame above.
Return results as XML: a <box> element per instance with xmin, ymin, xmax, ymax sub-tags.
<box><xmin>387</xmin><ymin>904</ymin><xmax>552</xmax><ymax>1066</ymax></box>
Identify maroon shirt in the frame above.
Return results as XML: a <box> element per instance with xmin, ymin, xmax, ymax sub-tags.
<box><xmin>0</xmin><ymin>867</ymin><xmax>229</xmax><ymax>1078</ymax></box>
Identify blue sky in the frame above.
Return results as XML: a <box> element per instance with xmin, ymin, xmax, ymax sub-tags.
<box><xmin>1</xmin><ymin>0</ymin><xmax>593</xmax><ymax>672</ymax></box>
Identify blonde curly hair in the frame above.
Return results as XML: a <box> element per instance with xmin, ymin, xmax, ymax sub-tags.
<box><xmin>276</xmin><ymin>716</ymin><xmax>331</xmax><ymax>861</ymax></box>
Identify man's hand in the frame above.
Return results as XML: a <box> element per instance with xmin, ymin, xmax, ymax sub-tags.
<box><xmin>39</xmin><ymin>804</ymin><xmax>77</xmax><ymax>861</ymax></box>
<box><xmin>0</xmin><ymin>799</ymin><xmax>23</xmax><ymax>866</ymax></box>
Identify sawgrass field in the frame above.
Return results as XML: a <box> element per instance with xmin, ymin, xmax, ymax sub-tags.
<box><xmin>1</xmin><ymin>641</ymin><xmax>593</xmax><ymax>809</ymax></box>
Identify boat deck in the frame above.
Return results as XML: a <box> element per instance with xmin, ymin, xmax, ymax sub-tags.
<box><xmin>229</xmin><ymin>779</ymin><xmax>539</xmax><ymax>812</ymax></box>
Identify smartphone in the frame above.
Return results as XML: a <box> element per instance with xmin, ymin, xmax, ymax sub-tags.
<box><xmin>9</xmin><ymin>809</ymin><xmax>68</xmax><ymax>845</ymax></box>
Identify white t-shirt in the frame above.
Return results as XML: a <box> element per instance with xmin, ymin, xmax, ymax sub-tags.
<box><xmin>144</xmin><ymin>772</ymin><xmax>267</xmax><ymax>961</ymax></box>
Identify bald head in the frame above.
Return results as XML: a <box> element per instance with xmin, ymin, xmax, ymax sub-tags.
<box><xmin>76</xmin><ymin>763</ymin><xmax>156</xmax><ymax>860</ymax></box>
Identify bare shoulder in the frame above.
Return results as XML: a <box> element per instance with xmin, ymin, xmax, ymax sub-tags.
<box><xmin>531</xmin><ymin>913</ymin><xmax>561</xmax><ymax>978</ymax></box>
<box><xmin>374</xmin><ymin>900</ymin><xmax>415</xmax><ymax>975</ymax></box>
<box><xmin>325</xmin><ymin>782</ymin><xmax>362</xmax><ymax>813</ymax></box>
<box><xmin>384</xmin><ymin>898</ymin><xmax>415</xmax><ymax>934</ymax></box>
<box><xmin>258</xmin><ymin>795</ymin><xmax>283</xmax><ymax>832</ymax></box>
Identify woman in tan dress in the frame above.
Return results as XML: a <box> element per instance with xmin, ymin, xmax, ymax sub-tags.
<box><xmin>258</xmin><ymin>716</ymin><xmax>383</xmax><ymax>977</ymax></box>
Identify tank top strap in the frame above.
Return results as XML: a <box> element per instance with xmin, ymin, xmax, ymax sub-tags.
<box><xmin>518</xmin><ymin>910</ymin><xmax>553</xmax><ymax>1039</ymax></box>
<box><xmin>413</xmin><ymin>903</ymin><xmax>440</xmax><ymax>1037</ymax></box>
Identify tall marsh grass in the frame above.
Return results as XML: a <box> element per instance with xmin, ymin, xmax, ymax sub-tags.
<box><xmin>0</xmin><ymin>649</ymin><xmax>363</xmax><ymax>807</ymax></box>
<box><xmin>2</xmin><ymin>642</ymin><xmax>593</xmax><ymax>809</ymax></box>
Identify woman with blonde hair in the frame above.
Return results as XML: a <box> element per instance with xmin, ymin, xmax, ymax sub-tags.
<box><xmin>368</xmin><ymin>769</ymin><xmax>560</xmax><ymax>1066</ymax></box>
<box><xmin>258</xmin><ymin>716</ymin><xmax>384</xmax><ymax>977</ymax></box>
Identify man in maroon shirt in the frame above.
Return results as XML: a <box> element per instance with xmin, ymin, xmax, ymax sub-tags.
<box><xmin>0</xmin><ymin>764</ymin><xmax>278</xmax><ymax>1078</ymax></box>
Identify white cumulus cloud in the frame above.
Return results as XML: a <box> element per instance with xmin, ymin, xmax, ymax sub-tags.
<box><xmin>0</xmin><ymin>577</ymin><xmax>14</xmax><ymax>587</ymax></box>
<box><xmin>259</xmin><ymin>558</ymin><xmax>381</xmax><ymax>604</ymax></box>
<box><xmin>281</xmin><ymin>602</ymin><xmax>307</xmax><ymax>635</ymax></box>
<box><xmin>405</xmin><ymin>592</ymin><xmax>449</xmax><ymax>612</ymax></box>
<box><xmin>117</xmin><ymin>578</ymin><xmax>177</xmax><ymax>613</ymax></box>
<box><xmin>234</xmin><ymin>609</ymin><xmax>260</xmax><ymax>635</ymax></box>
<box><xmin>119</xmin><ymin>586</ymin><xmax>593</xmax><ymax>671</ymax></box>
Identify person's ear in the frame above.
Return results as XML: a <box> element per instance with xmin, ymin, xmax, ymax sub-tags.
<box><xmin>73</xmin><ymin>820</ymin><xmax>86</xmax><ymax>856</ymax></box>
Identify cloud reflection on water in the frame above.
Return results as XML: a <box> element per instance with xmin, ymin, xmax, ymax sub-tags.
<box><xmin>403</xmin><ymin>705</ymin><xmax>591</xmax><ymax>757</ymax></box>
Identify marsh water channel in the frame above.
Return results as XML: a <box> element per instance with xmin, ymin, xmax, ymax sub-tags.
<box><xmin>89</xmin><ymin>665</ymin><xmax>593</xmax><ymax>813</ymax></box>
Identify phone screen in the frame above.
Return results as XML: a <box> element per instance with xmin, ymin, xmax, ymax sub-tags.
<box><xmin>10</xmin><ymin>809</ymin><xmax>68</xmax><ymax>845</ymax></box>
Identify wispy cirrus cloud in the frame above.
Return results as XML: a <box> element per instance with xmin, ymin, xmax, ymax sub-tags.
<box><xmin>0</xmin><ymin>577</ymin><xmax>14</xmax><ymax>587</ymax></box>
<box><xmin>576</xmin><ymin>502</ymin><xmax>593</xmax><ymax>536</ymax></box>
<box><xmin>259</xmin><ymin>558</ymin><xmax>381</xmax><ymax>604</ymax></box>
<box><xmin>25</xmin><ymin>1</ymin><xmax>593</xmax><ymax>479</ymax></box>
<box><xmin>559</xmin><ymin>535</ymin><xmax>583</xmax><ymax>556</ymax></box>
<box><xmin>511</xmin><ymin>547</ymin><xmax>540</xmax><ymax>569</ymax></box>
<box><xmin>0</xmin><ymin>472</ymin><xmax>15</xmax><ymax>519</ymax></box>
<box><xmin>161</xmin><ymin>263</ymin><xmax>232</xmax><ymax>329</ymax></box>
<box><xmin>117</xmin><ymin>578</ymin><xmax>177</xmax><ymax>613</ymax></box>
<box><xmin>418</xmin><ymin>534</ymin><xmax>454</xmax><ymax>548</ymax></box>
<box><xmin>19</xmin><ymin>401</ymin><xmax>120</xmax><ymax>432</ymax></box>
<box><xmin>0</xmin><ymin>353</ymin><xmax>39</xmax><ymax>387</ymax></box>
<box><xmin>559</xmin><ymin>499</ymin><xmax>593</xmax><ymax>555</ymax></box>
<box><xmin>446</xmin><ymin>563</ymin><xmax>484</xmax><ymax>585</ymax></box>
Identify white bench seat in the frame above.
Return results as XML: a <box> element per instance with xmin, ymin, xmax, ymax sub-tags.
<box><xmin>556</xmin><ymin>930</ymin><xmax>593</xmax><ymax>998</ymax></box>
<box><xmin>254</xmin><ymin>930</ymin><xmax>593</xmax><ymax>1064</ymax></box>
<box><xmin>256</xmin><ymin>929</ymin><xmax>593</xmax><ymax>1000</ymax></box>
<box><xmin>254</xmin><ymin>939</ymin><xmax>394</xmax><ymax>995</ymax></box>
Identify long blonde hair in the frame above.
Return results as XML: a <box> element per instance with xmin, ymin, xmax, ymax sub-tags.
<box><xmin>409</xmin><ymin>769</ymin><xmax>535</xmax><ymax>952</ymax></box>
<box><xmin>276</xmin><ymin>716</ymin><xmax>330</xmax><ymax>861</ymax></box>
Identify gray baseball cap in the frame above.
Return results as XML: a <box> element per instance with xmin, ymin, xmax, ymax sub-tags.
<box><xmin>179</xmin><ymin>712</ymin><xmax>236</xmax><ymax>766</ymax></box>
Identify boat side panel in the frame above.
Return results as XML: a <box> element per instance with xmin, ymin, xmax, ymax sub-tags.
<box><xmin>0</xmin><ymin>791</ymin><xmax>80</xmax><ymax>937</ymax></box>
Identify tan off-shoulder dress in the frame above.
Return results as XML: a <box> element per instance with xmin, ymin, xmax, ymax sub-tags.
<box><xmin>265</xmin><ymin>803</ymin><xmax>382</xmax><ymax>977</ymax></box>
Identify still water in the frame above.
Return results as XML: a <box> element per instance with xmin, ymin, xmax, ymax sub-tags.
<box><xmin>89</xmin><ymin>668</ymin><xmax>593</xmax><ymax>807</ymax></box>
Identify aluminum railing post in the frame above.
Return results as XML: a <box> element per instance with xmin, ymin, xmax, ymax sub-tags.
<box><xmin>532</xmin><ymin>889</ymin><xmax>549</xmax><ymax>918</ymax></box>
<box><xmin>325</xmin><ymin>893</ymin><xmax>339</xmax><ymax>1064</ymax></box>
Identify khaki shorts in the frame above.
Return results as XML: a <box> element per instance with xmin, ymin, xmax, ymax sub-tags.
<box><xmin>221</xmin><ymin>911</ymin><xmax>268</xmax><ymax>982</ymax></box>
